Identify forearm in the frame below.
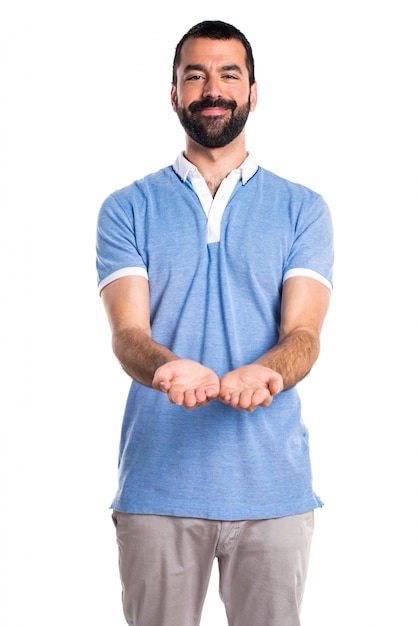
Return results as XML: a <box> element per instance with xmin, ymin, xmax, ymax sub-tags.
<box><xmin>112</xmin><ymin>327</ymin><xmax>179</xmax><ymax>387</ymax></box>
<box><xmin>255</xmin><ymin>327</ymin><xmax>320</xmax><ymax>391</ymax></box>
<box><xmin>113</xmin><ymin>327</ymin><xmax>220</xmax><ymax>408</ymax></box>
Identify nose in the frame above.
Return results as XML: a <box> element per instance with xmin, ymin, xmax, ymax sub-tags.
<box><xmin>202</xmin><ymin>75</ymin><xmax>222</xmax><ymax>99</ymax></box>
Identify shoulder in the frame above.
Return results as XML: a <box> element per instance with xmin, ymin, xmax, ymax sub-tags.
<box><xmin>99</xmin><ymin>165</ymin><xmax>179</xmax><ymax>219</ymax></box>
<box><xmin>109</xmin><ymin>165</ymin><xmax>175</xmax><ymax>202</ymax></box>
<box><xmin>253</xmin><ymin>166</ymin><xmax>322</xmax><ymax>203</ymax></box>
<box><xmin>246</xmin><ymin>167</ymin><xmax>330</xmax><ymax>226</ymax></box>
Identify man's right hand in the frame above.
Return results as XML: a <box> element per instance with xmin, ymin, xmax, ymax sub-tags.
<box><xmin>152</xmin><ymin>359</ymin><xmax>220</xmax><ymax>409</ymax></box>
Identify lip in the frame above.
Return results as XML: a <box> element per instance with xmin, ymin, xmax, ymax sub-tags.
<box><xmin>199</xmin><ymin>107</ymin><xmax>229</xmax><ymax>116</ymax></box>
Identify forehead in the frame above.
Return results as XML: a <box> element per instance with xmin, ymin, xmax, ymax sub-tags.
<box><xmin>178</xmin><ymin>37</ymin><xmax>248</xmax><ymax>73</ymax></box>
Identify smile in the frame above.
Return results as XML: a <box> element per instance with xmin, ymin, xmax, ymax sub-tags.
<box><xmin>198</xmin><ymin>107</ymin><xmax>229</xmax><ymax>116</ymax></box>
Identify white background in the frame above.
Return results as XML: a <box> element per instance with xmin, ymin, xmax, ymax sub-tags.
<box><xmin>1</xmin><ymin>1</ymin><xmax>417</xmax><ymax>624</ymax></box>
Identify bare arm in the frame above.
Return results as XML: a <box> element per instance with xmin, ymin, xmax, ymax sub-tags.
<box><xmin>219</xmin><ymin>276</ymin><xmax>331</xmax><ymax>411</ymax></box>
<box><xmin>256</xmin><ymin>276</ymin><xmax>331</xmax><ymax>389</ymax></box>
<box><xmin>102</xmin><ymin>275</ymin><xmax>176</xmax><ymax>386</ymax></box>
<box><xmin>101</xmin><ymin>275</ymin><xmax>219</xmax><ymax>408</ymax></box>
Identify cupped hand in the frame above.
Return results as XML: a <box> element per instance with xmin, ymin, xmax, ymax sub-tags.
<box><xmin>219</xmin><ymin>364</ymin><xmax>283</xmax><ymax>412</ymax></box>
<box><xmin>152</xmin><ymin>359</ymin><xmax>220</xmax><ymax>409</ymax></box>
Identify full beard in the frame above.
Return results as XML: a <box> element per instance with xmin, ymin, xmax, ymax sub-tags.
<box><xmin>176</xmin><ymin>97</ymin><xmax>251</xmax><ymax>148</ymax></box>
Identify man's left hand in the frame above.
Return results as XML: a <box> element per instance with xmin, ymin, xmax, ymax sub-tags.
<box><xmin>219</xmin><ymin>365</ymin><xmax>283</xmax><ymax>412</ymax></box>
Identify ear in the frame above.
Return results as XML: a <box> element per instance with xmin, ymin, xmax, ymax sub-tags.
<box><xmin>249</xmin><ymin>82</ymin><xmax>258</xmax><ymax>112</ymax></box>
<box><xmin>170</xmin><ymin>85</ymin><xmax>177</xmax><ymax>112</ymax></box>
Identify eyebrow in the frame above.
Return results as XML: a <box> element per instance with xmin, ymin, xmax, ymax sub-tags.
<box><xmin>183</xmin><ymin>63</ymin><xmax>243</xmax><ymax>75</ymax></box>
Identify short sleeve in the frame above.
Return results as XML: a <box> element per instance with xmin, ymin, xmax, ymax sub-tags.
<box><xmin>283</xmin><ymin>195</ymin><xmax>334</xmax><ymax>291</ymax></box>
<box><xmin>96</xmin><ymin>190</ymin><xmax>148</xmax><ymax>293</ymax></box>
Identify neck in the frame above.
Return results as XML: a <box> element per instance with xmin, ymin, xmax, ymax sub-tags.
<box><xmin>184</xmin><ymin>135</ymin><xmax>248</xmax><ymax>196</ymax></box>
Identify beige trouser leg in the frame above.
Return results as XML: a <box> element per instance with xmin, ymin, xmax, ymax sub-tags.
<box><xmin>112</xmin><ymin>511</ymin><xmax>314</xmax><ymax>626</ymax></box>
<box><xmin>217</xmin><ymin>512</ymin><xmax>314</xmax><ymax>626</ymax></box>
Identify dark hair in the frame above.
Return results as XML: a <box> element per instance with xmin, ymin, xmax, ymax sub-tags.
<box><xmin>172</xmin><ymin>20</ymin><xmax>255</xmax><ymax>86</ymax></box>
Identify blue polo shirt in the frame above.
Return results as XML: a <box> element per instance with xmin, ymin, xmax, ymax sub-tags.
<box><xmin>96</xmin><ymin>154</ymin><xmax>334</xmax><ymax>520</ymax></box>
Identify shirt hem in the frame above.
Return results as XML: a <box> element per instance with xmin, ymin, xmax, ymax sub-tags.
<box><xmin>98</xmin><ymin>267</ymin><xmax>148</xmax><ymax>294</ymax></box>
<box><xmin>109</xmin><ymin>498</ymin><xmax>324</xmax><ymax>521</ymax></box>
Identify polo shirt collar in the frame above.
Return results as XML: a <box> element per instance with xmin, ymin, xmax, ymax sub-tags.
<box><xmin>173</xmin><ymin>152</ymin><xmax>258</xmax><ymax>185</ymax></box>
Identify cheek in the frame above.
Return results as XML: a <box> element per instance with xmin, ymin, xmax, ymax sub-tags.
<box><xmin>179</xmin><ymin>82</ymin><xmax>205</xmax><ymax>102</ymax></box>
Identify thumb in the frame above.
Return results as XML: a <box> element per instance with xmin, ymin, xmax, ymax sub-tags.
<box><xmin>269</xmin><ymin>373</ymin><xmax>284</xmax><ymax>395</ymax></box>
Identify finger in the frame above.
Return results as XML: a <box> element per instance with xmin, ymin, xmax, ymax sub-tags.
<box><xmin>236</xmin><ymin>391</ymin><xmax>254</xmax><ymax>409</ymax></box>
<box><xmin>195</xmin><ymin>387</ymin><xmax>210</xmax><ymax>403</ymax></box>
<box><xmin>219</xmin><ymin>388</ymin><xmax>232</xmax><ymax>404</ymax></box>
<box><xmin>183</xmin><ymin>389</ymin><xmax>198</xmax><ymax>408</ymax></box>
<box><xmin>228</xmin><ymin>391</ymin><xmax>243</xmax><ymax>407</ymax></box>
<box><xmin>268</xmin><ymin>376</ymin><xmax>283</xmax><ymax>396</ymax></box>
<box><xmin>204</xmin><ymin>384</ymin><xmax>220</xmax><ymax>400</ymax></box>
<box><xmin>167</xmin><ymin>387</ymin><xmax>186</xmax><ymax>405</ymax></box>
<box><xmin>251</xmin><ymin>387</ymin><xmax>272</xmax><ymax>407</ymax></box>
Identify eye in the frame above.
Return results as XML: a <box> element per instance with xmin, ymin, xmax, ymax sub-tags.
<box><xmin>222</xmin><ymin>74</ymin><xmax>239</xmax><ymax>81</ymax></box>
<box><xmin>186</xmin><ymin>74</ymin><xmax>204</xmax><ymax>81</ymax></box>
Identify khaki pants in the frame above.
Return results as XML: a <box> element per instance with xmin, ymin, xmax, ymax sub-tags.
<box><xmin>112</xmin><ymin>511</ymin><xmax>314</xmax><ymax>626</ymax></box>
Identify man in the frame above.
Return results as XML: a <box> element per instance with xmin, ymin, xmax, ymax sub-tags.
<box><xmin>96</xmin><ymin>20</ymin><xmax>333</xmax><ymax>626</ymax></box>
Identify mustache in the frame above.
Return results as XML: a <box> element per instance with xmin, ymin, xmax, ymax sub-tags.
<box><xmin>188</xmin><ymin>98</ymin><xmax>238</xmax><ymax>114</ymax></box>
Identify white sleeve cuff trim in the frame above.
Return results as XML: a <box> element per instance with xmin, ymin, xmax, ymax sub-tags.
<box><xmin>283</xmin><ymin>268</ymin><xmax>332</xmax><ymax>292</ymax></box>
<box><xmin>98</xmin><ymin>267</ymin><xmax>148</xmax><ymax>293</ymax></box>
